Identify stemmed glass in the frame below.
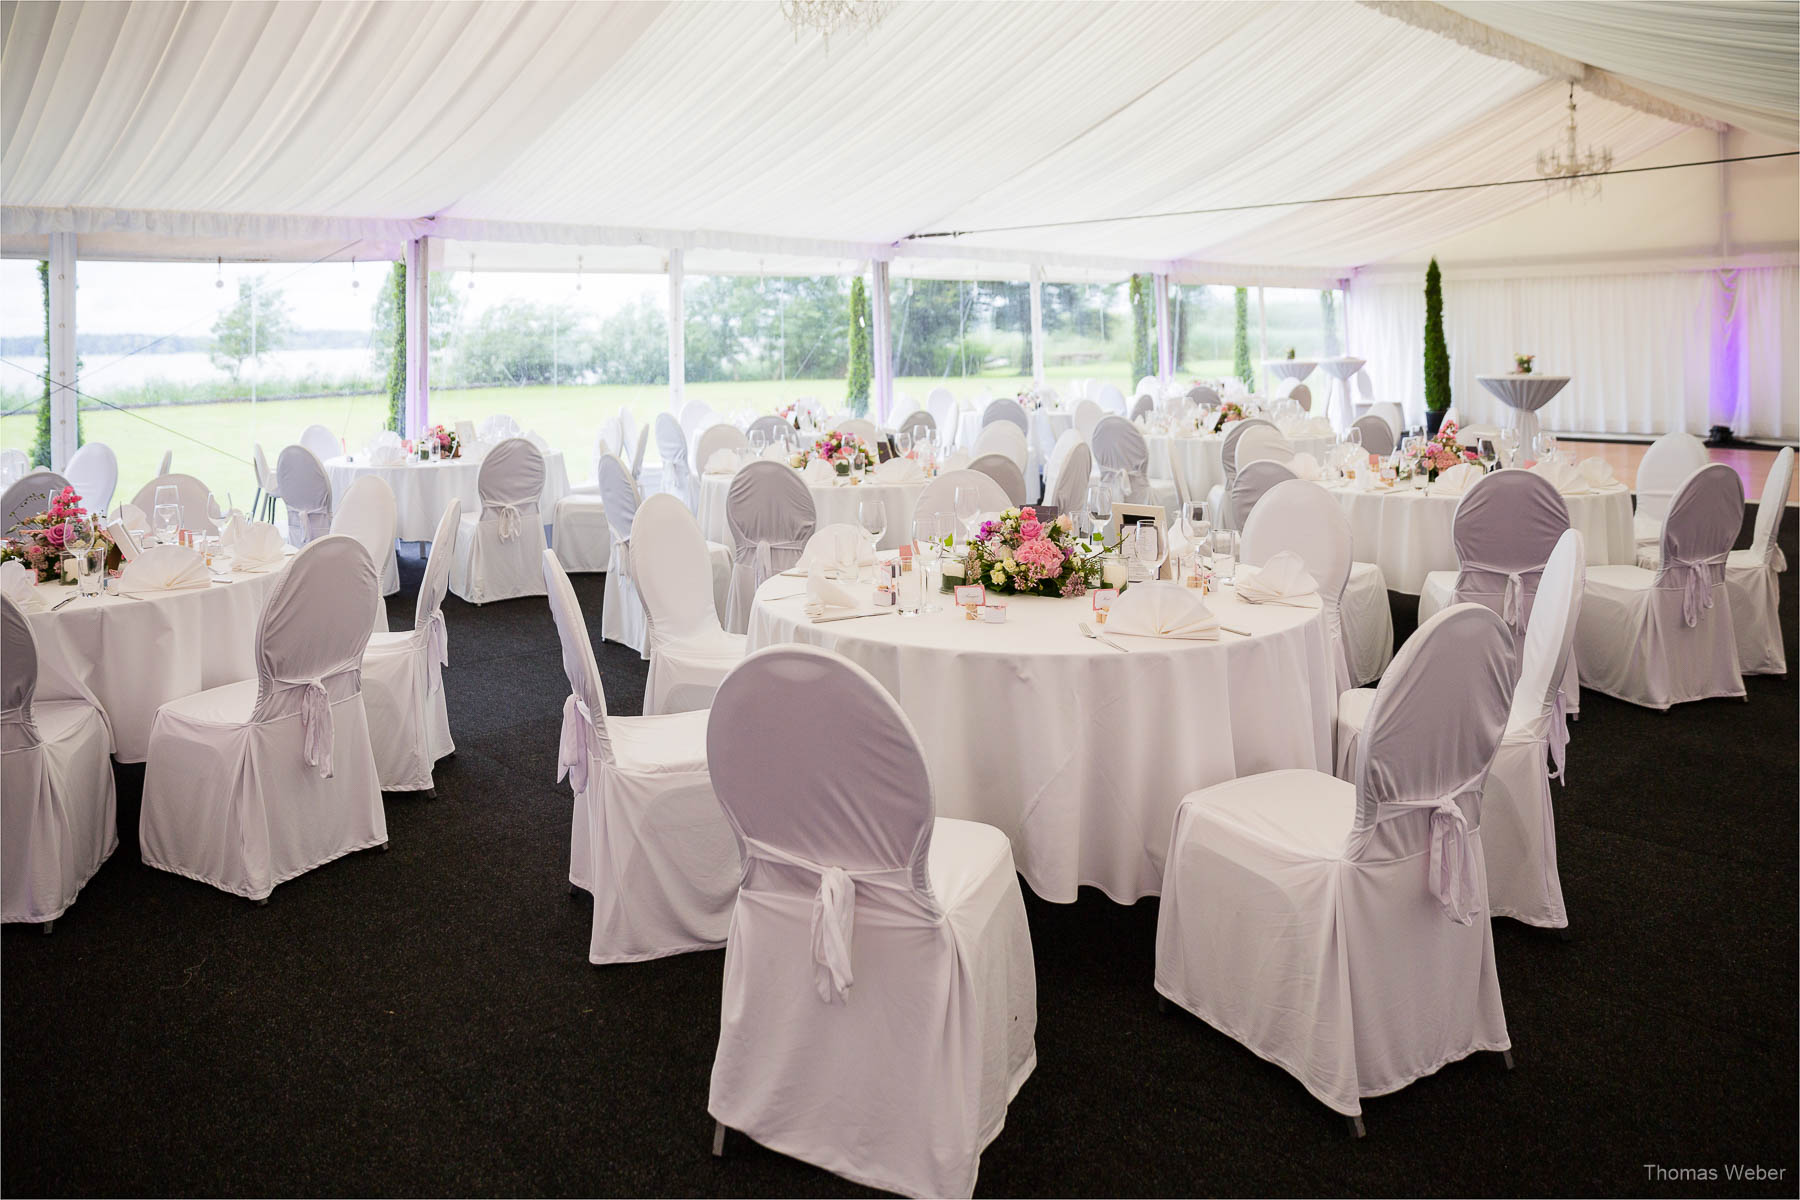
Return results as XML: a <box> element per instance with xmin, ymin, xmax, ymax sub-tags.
<box><xmin>1181</xmin><ymin>501</ymin><xmax>1210</xmax><ymax>578</ymax></box>
<box><xmin>953</xmin><ymin>485</ymin><xmax>983</xmax><ymax>543</ymax></box>
<box><xmin>1498</xmin><ymin>427</ymin><xmax>1521</xmax><ymax>468</ymax></box>
<box><xmin>153</xmin><ymin>483</ymin><xmax>181</xmax><ymax>545</ymax></box>
<box><xmin>1535</xmin><ymin>431</ymin><xmax>1558</xmax><ymax>465</ymax></box>
<box><xmin>1086</xmin><ymin>484</ymin><xmax>1113</xmax><ymax>547</ymax></box>
<box><xmin>896</xmin><ymin>431</ymin><xmax>913</xmax><ymax>458</ymax></box>
<box><xmin>912</xmin><ymin>514</ymin><xmax>944</xmax><ymax>612</ymax></box>
<box><xmin>1128</xmin><ymin>520</ymin><xmax>1166</xmax><ymax>583</ymax></box>
<box><xmin>858</xmin><ymin>495</ymin><xmax>887</xmax><ymax>575</ymax></box>
<box><xmin>749</xmin><ymin>430</ymin><xmax>767</xmax><ymax>457</ymax></box>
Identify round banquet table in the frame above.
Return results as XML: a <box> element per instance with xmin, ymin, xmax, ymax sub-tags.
<box><xmin>1145</xmin><ymin>431</ymin><xmax>1337</xmax><ymax>501</ymax></box>
<box><xmin>24</xmin><ymin>553</ymin><xmax>293</xmax><ymax>762</ymax></box>
<box><xmin>1322</xmin><ymin>476</ymin><xmax>1634</xmax><ymax>593</ymax></box>
<box><xmin>747</xmin><ymin>576</ymin><xmax>1336</xmax><ymax>903</ymax></box>
<box><xmin>697</xmin><ymin>470</ymin><xmax>928</xmax><ymax>552</ymax></box>
<box><xmin>324</xmin><ymin>452</ymin><xmax>571</xmax><ymax>543</ymax></box>
<box><xmin>1475</xmin><ymin>374</ymin><xmax>1569</xmax><ymax>450</ymax></box>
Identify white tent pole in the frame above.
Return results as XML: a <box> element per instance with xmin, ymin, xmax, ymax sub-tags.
<box><xmin>871</xmin><ymin>259</ymin><xmax>893</xmax><ymax>422</ymax></box>
<box><xmin>405</xmin><ymin>236</ymin><xmax>430</xmax><ymax>437</ymax></box>
<box><xmin>667</xmin><ymin>248</ymin><xmax>685</xmax><ymax>413</ymax></box>
<box><xmin>1153</xmin><ymin>272</ymin><xmax>1173</xmax><ymax>386</ymax></box>
<box><xmin>47</xmin><ymin>232</ymin><xmax>77</xmax><ymax>471</ymax></box>
<box><xmin>1029</xmin><ymin>265</ymin><xmax>1045</xmax><ymax>391</ymax></box>
<box><xmin>1256</xmin><ymin>285</ymin><xmax>1269</xmax><ymax>395</ymax></box>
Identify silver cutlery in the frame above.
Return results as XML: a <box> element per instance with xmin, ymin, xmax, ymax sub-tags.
<box><xmin>1078</xmin><ymin>620</ymin><xmax>1129</xmax><ymax>652</ymax></box>
<box><xmin>811</xmin><ymin>608</ymin><xmax>894</xmax><ymax>624</ymax></box>
<box><xmin>49</xmin><ymin>593</ymin><xmax>81</xmax><ymax>611</ymax></box>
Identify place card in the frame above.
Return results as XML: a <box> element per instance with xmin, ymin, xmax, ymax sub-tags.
<box><xmin>1091</xmin><ymin>588</ymin><xmax>1118</xmax><ymax>611</ymax></box>
<box><xmin>954</xmin><ymin>584</ymin><xmax>987</xmax><ymax>607</ymax></box>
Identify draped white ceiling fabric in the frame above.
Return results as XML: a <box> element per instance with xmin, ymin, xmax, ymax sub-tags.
<box><xmin>0</xmin><ymin>0</ymin><xmax>1793</xmax><ymax>276</ymax></box>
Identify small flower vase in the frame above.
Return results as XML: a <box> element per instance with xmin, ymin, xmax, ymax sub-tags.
<box><xmin>939</xmin><ymin>558</ymin><xmax>966</xmax><ymax>594</ymax></box>
<box><xmin>835</xmin><ymin>460</ymin><xmax>851</xmax><ymax>479</ymax></box>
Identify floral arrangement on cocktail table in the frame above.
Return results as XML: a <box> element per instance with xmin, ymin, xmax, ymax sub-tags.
<box><xmin>1402</xmin><ymin>419</ymin><xmax>1481</xmax><ymax>481</ymax></box>
<box><xmin>1</xmin><ymin>485</ymin><xmax>115</xmax><ymax>582</ymax></box>
<box><xmin>1014</xmin><ymin>387</ymin><xmax>1043</xmax><ymax>411</ymax></box>
<box><xmin>957</xmin><ymin>505</ymin><xmax>1102</xmax><ymax>598</ymax></box>
<box><xmin>1514</xmin><ymin>353</ymin><xmax>1535</xmax><ymax>374</ymax></box>
<box><xmin>791</xmin><ymin>430</ymin><xmax>874</xmax><ymax>475</ymax></box>
<box><xmin>419</xmin><ymin>424</ymin><xmax>461</xmax><ymax>459</ymax></box>
<box><xmin>775</xmin><ymin>403</ymin><xmax>802</xmax><ymax>429</ymax></box>
<box><xmin>1210</xmin><ymin>400</ymin><xmax>1247</xmax><ymax>433</ymax></box>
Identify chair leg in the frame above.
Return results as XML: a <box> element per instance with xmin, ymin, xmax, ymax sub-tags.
<box><xmin>1156</xmin><ymin>994</ymin><xmax>1169</xmax><ymax>1014</ymax></box>
<box><xmin>711</xmin><ymin>1121</ymin><xmax>728</xmax><ymax>1157</ymax></box>
<box><xmin>378</xmin><ymin>841</ymin><xmax>390</xmax><ymax>852</ymax></box>
<box><xmin>40</xmin><ymin>919</ymin><xmax>54</xmax><ymax>935</ymax></box>
<box><xmin>1501</xmin><ymin>1049</ymin><xmax>1514</xmax><ymax>1071</ymax></box>
<box><xmin>1347</xmin><ymin>1115</ymin><xmax>1366</xmax><ymax>1138</ymax></box>
<box><xmin>254</xmin><ymin>897</ymin><xmax>269</xmax><ymax>907</ymax></box>
<box><xmin>423</xmin><ymin>787</ymin><xmax>437</xmax><ymax>800</ymax></box>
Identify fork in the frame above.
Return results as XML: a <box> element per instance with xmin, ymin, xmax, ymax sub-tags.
<box><xmin>1078</xmin><ymin>620</ymin><xmax>1129</xmax><ymax>652</ymax></box>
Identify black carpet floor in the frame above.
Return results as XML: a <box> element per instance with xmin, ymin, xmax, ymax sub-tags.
<box><xmin>4</xmin><ymin>510</ymin><xmax>1796</xmax><ymax>1198</ymax></box>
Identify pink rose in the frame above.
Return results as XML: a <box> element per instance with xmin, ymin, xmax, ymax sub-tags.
<box><xmin>1019</xmin><ymin>519</ymin><xmax>1042</xmax><ymax>540</ymax></box>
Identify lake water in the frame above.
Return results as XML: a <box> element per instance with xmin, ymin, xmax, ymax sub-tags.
<box><xmin>0</xmin><ymin>347</ymin><xmax>378</xmax><ymax>399</ymax></box>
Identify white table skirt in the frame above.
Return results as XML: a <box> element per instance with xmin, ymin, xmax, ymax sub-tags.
<box><xmin>26</xmin><ymin>560</ymin><xmax>291</xmax><ymax>762</ymax></box>
<box><xmin>747</xmin><ymin>578</ymin><xmax>1336</xmax><ymax>903</ymax></box>
<box><xmin>1145</xmin><ymin>432</ymin><xmax>1336</xmax><ymax>501</ymax></box>
<box><xmin>325</xmin><ymin>453</ymin><xmax>571</xmax><ymax>543</ymax></box>
<box><xmin>697</xmin><ymin>472</ymin><xmax>928</xmax><ymax>551</ymax></box>
<box><xmin>1475</xmin><ymin>374</ymin><xmax>1569</xmax><ymax>449</ymax></box>
<box><xmin>1324</xmin><ymin>479</ymin><xmax>1634</xmax><ymax>593</ymax></box>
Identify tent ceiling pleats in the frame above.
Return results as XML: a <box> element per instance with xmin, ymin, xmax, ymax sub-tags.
<box><xmin>1</xmin><ymin>0</ymin><xmax>1793</xmax><ymax>276</ymax></box>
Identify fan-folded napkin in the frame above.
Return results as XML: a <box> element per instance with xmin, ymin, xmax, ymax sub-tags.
<box><xmin>1288</xmin><ymin>452</ymin><xmax>1322</xmax><ymax>481</ymax></box>
<box><xmin>802</xmin><ymin>564</ymin><xmax>861</xmax><ymax>617</ymax></box>
<box><xmin>760</xmin><ymin>444</ymin><xmax>789</xmax><ymax>462</ymax></box>
<box><xmin>875</xmin><ymin>456</ymin><xmax>924</xmax><ymax>483</ymax></box>
<box><xmin>117</xmin><ymin>545</ymin><xmax>211</xmax><ymax>594</ymax></box>
<box><xmin>796</xmin><ymin>525</ymin><xmax>873</xmax><ymax>571</ymax></box>
<box><xmin>1578</xmin><ymin>457</ymin><xmax>1617</xmax><ymax>488</ymax></box>
<box><xmin>1430</xmin><ymin>463</ymin><xmax>1484</xmax><ymax>495</ymax></box>
<box><xmin>1531</xmin><ymin>458</ymin><xmax>1590</xmax><ymax>494</ymax></box>
<box><xmin>1104</xmin><ymin>581</ymin><xmax>1220</xmax><ymax>640</ymax></box>
<box><xmin>1235</xmin><ymin>551</ymin><xmax>1318</xmax><ymax>606</ymax></box>
<box><xmin>366</xmin><ymin>443</ymin><xmax>407</xmax><ymax>467</ymax></box>
<box><xmin>802</xmin><ymin>458</ymin><xmax>837</xmax><ymax>485</ymax></box>
<box><xmin>0</xmin><ymin>561</ymin><xmax>49</xmax><ymax>612</ymax></box>
<box><xmin>704</xmin><ymin>449</ymin><xmax>740</xmax><ymax>476</ymax></box>
<box><xmin>227</xmin><ymin>518</ymin><xmax>287</xmax><ymax>571</ymax></box>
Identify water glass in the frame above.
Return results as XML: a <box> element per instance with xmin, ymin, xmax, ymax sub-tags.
<box><xmin>75</xmin><ymin>546</ymin><xmax>106</xmax><ymax>596</ymax></box>
<box><xmin>1209</xmin><ymin>528</ymin><xmax>1238</xmax><ymax>586</ymax></box>
<box><xmin>912</xmin><ymin>514</ymin><xmax>943</xmax><ymax>613</ymax></box>
<box><xmin>859</xmin><ymin>495</ymin><xmax>887</xmax><ymax>557</ymax></box>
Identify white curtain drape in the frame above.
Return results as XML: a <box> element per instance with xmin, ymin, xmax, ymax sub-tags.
<box><xmin>1348</xmin><ymin>266</ymin><xmax>1792</xmax><ymax>439</ymax></box>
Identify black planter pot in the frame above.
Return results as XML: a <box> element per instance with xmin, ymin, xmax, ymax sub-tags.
<box><xmin>1425</xmin><ymin>408</ymin><xmax>1447</xmax><ymax>437</ymax></box>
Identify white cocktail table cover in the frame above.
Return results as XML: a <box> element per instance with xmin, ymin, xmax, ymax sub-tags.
<box><xmin>25</xmin><ymin>557</ymin><xmax>291</xmax><ymax>762</ymax></box>
<box><xmin>325</xmin><ymin>452</ymin><xmax>570</xmax><ymax>543</ymax></box>
<box><xmin>1146</xmin><ymin>431</ymin><xmax>1335</xmax><ymax>503</ymax></box>
<box><xmin>1476</xmin><ymin>374</ymin><xmax>1569</xmax><ymax>449</ymax></box>
<box><xmin>698</xmin><ymin>472</ymin><xmax>927</xmax><ymax>551</ymax></box>
<box><xmin>747</xmin><ymin>579</ymin><xmax>1335</xmax><ymax>903</ymax></box>
<box><xmin>1324</xmin><ymin>478</ymin><xmax>1633</xmax><ymax>593</ymax></box>
<box><xmin>1263</xmin><ymin>359</ymin><xmax>1317</xmax><ymax>385</ymax></box>
<box><xmin>1316</xmin><ymin>356</ymin><xmax>1366</xmax><ymax>434</ymax></box>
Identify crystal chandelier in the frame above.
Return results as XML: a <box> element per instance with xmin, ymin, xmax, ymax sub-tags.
<box><xmin>1537</xmin><ymin>84</ymin><xmax>1613</xmax><ymax>198</ymax></box>
<box><xmin>781</xmin><ymin>0</ymin><xmax>889</xmax><ymax>47</ymax></box>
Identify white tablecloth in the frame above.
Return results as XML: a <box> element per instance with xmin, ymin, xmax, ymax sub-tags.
<box><xmin>697</xmin><ymin>471</ymin><xmax>928</xmax><ymax>551</ymax></box>
<box><xmin>1145</xmin><ymin>432</ymin><xmax>1336</xmax><ymax>501</ymax></box>
<box><xmin>25</xmin><ymin>556</ymin><xmax>292</xmax><ymax>762</ymax></box>
<box><xmin>748</xmin><ymin>578</ymin><xmax>1336</xmax><ymax>903</ymax></box>
<box><xmin>325</xmin><ymin>453</ymin><xmax>571</xmax><ymax>543</ymax></box>
<box><xmin>1324</xmin><ymin>478</ymin><xmax>1634</xmax><ymax>593</ymax></box>
<box><xmin>1475</xmin><ymin>374</ymin><xmax>1569</xmax><ymax>449</ymax></box>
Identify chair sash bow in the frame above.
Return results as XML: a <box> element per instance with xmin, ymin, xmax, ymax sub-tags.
<box><xmin>269</xmin><ymin>675</ymin><xmax>336</xmax><ymax>777</ymax></box>
<box><xmin>495</xmin><ymin>503</ymin><xmax>524</xmax><ymax>542</ymax></box>
<box><xmin>1457</xmin><ymin>561</ymin><xmax>1542</xmax><ymax>634</ymax></box>
<box><xmin>1377</xmin><ymin>773</ymin><xmax>1487</xmax><ymax>925</ymax></box>
<box><xmin>558</xmin><ymin>693</ymin><xmax>595</xmax><ymax>795</ymax></box>
<box><xmin>1661</xmin><ymin>551</ymin><xmax>1725</xmax><ymax>627</ymax></box>
<box><xmin>1548</xmin><ymin>684</ymin><xmax>1571</xmax><ymax>781</ymax></box>
<box><xmin>733</xmin><ymin>537</ymin><xmax>807</xmax><ymax>589</ymax></box>
<box><xmin>422</xmin><ymin>609</ymin><xmax>449</xmax><ymax>694</ymax></box>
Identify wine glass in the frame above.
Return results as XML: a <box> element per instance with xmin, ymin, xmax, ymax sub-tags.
<box><xmin>913</xmin><ymin>514</ymin><xmax>945</xmax><ymax>612</ymax></box>
<box><xmin>1536</xmin><ymin>431</ymin><xmax>1558</xmax><ymax>464</ymax></box>
<box><xmin>1086</xmin><ymin>484</ymin><xmax>1113</xmax><ymax>545</ymax></box>
<box><xmin>1343</xmin><ymin>426</ymin><xmax>1362</xmax><ymax>451</ymax></box>
<box><xmin>858</xmin><ymin>495</ymin><xmax>887</xmax><ymax>569</ymax></box>
<box><xmin>1129</xmin><ymin>520</ymin><xmax>1166</xmax><ymax>582</ymax></box>
<box><xmin>749</xmin><ymin>430</ymin><xmax>767</xmax><ymax>456</ymax></box>
<box><xmin>896</xmin><ymin>430</ymin><xmax>913</xmax><ymax>458</ymax></box>
<box><xmin>1498</xmin><ymin>427</ymin><xmax>1521</xmax><ymax>468</ymax></box>
<box><xmin>1181</xmin><ymin>501</ymin><xmax>1210</xmax><ymax>577</ymax></box>
<box><xmin>953</xmin><ymin>485</ymin><xmax>982</xmax><ymax>540</ymax></box>
<box><xmin>153</xmin><ymin>501</ymin><xmax>181</xmax><ymax>545</ymax></box>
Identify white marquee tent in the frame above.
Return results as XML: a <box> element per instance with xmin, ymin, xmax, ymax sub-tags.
<box><xmin>3</xmin><ymin>0</ymin><xmax>1796</xmax><ymax>454</ymax></box>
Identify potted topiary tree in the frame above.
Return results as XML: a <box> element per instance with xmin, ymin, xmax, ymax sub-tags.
<box><xmin>1422</xmin><ymin>257</ymin><xmax>1451</xmax><ymax>436</ymax></box>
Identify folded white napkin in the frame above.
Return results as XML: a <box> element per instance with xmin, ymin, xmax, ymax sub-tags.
<box><xmin>228</xmin><ymin>518</ymin><xmax>286</xmax><ymax>571</ymax></box>
<box><xmin>803</xmin><ymin>564</ymin><xmax>861</xmax><ymax>617</ymax></box>
<box><xmin>1531</xmin><ymin>457</ymin><xmax>1590</xmax><ymax>495</ymax></box>
<box><xmin>1104</xmin><ymin>581</ymin><xmax>1220</xmax><ymax>640</ymax></box>
<box><xmin>761</xmin><ymin>443</ymin><xmax>789</xmax><ymax>462</ymax></box>
<box><xmin>0</xmin><ymin>560</ymin><xmax>49</xmax><ymax>612</ymax></box>
<box><xmin>1302</xmin><ymin>417</ymin><xmax>1336</xmax><ymax>438</ymax></box>
<box><xmin>367</xmin><ymin>443</ymin><xmax>407</xmax><ymax>467</ymax></box>
<box><xmin>942</xmin><ymin>450</ymin><xmax>971</xmax><ymax>472</ymax></box>
<box><xmin>875</xmin><ymin>456</ymin><xmax>923</xmax><ymax>483</ymax></box>
<box><xmin>797</xmin><ymin>524</ymin><xmax>874</xmax><ymax>571</ymax></box>
<box><xmin>368</xmin><ymin>430</ymin><xmax>401</xmax><ymax>449</ymax></box>
<box><xmin>1578</xmin><ymin>456</ymin><xmax>1617</xmax><ymax>488</ymax></box>
<box><xmin>116</xmin><ymin>502</ymin><xmax>150</xmax><ymax>534</ymax></box>
<box><xmin>1276</xmin><ymin>416</ymin><xmax>1307</xmax><ymax>439</ymax></box>
<box><xmin>1288</xmin><ymin>452</ymin><xmax>1322</xmax><ymax>481</ymax></box>
<box><xmin>1235</xmin><ymin>551</ymin><xmax>1319</xmax><ymax>606</ymax></box>
<box><xmin>1431</xmin><ymin>463</ymin><xmax>1484</xmax><ymax>496</ymax></box>
<box><xmin>117</xmin><ymin>544</ymin><xmax>211</xmax><ymax>594</ymax></box>
<box><xmin>703</xmin><ymin>449</ymin><xmax>740</xmax><ymax>476</ymax></box>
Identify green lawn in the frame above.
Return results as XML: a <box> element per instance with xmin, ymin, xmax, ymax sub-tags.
<box><xmin>2</xmin><ymin>361</ymin><xmax>1234</xmax><ymax>510</ymax></box>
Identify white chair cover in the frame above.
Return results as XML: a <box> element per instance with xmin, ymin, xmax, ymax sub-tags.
<box><xmin>542</xmin><ymin>550</ymin><xmax>737</xmax><ymax>963</ymax></box>
<box><xmin>745</xmin><ymin>415</ymin><xmax>792</xmax><ymax>446</ymax></box>
<box><xmin>330</xmin><ymin>475</ymin><xmax>401</xmax><ymax>611</ymax></box>
<box><xmin>1128</xmin><ymin>393</ymin><xmax>1155</xmax><ymax>421</ymax></box>
<box><xmin>1072</xmin><ymin>399</ymin><xmax>1105</xmax><ymax>441</ymax></box>
<box><xmin>1135</xmin><ymin>375</ymin><xmax>1160</xmax><ymax>400</ymax></box>
<box><xmin>1240</xmin><ymin>479</ymin><xmax>1356</xmax><ymax>696</ymax></box>
<box><xmin>895</xmin><ymin>409</ymin><xmax>936</xmax><ymax>443</ymax></box>
<box><xmin>705</xmin><ymin>644</ymin><xmax>1036</xmax><ymax>1199</ymax></box>
<box><xmin>1439</xmin><ymin>470</ymin><xmax>1571</xmax><ymax>637</ymax></box>
<box><xmin>551</xmin><ymin>487</ymin><xmax>613</xmax><ymax>574</ymax></box>
<box><xmin>300</xmin><ymin>424</ymin><xmax>340</xmax><ymax>465</ymax></box>
<box><xmin>275</xmin><ymin>448</ymin><xmax>333</xmax><ymax>545</ymax></box>
<box><xmin>130</xmin><ymin>472</ymin><xmax>221</xmax><ymax>536</ymax></box>
<box><xmin>2</xmin><ymin>595</ymin><xmax>117</xmax><ymax>925</ymax></box>
<box><xmin>914</xmin><ymin>469</ymin><xmax>1011</xmax><ymax>523</ymax></box>
<box><xmin>2</xmin><ymin>471</ymin><xmax>71</xmax><ymax>534</ymax></box>
<box><xmin>1632</xmin><ymin>431</ymin><xmax>1709</xmax><ymax>548</ymax></box>
<box><xmin>478</xmin><ymin>413</ymin><xmax>523</xmax><ymax>442</ymax></box>
<box><xmin>140</xmin><ymin>535</ymin><xmax>386</xmax><ymax>900</ymax></box>
<box><xmin>1725</xmin><ymin>445</ymin><xmax>1793</xmax><ymax>674</ymax></box>
<box><xmin>1356</xmin><ymin>369</ymin><xmax>1374</xmax><ymax>400</ymax></box>
<box><xmin>1288</xmin><ymin>382</ymin><xmax>1313</xmax><ymax>412</ymax></box>
<box><xmin>723</xmin><ymin>461</ymin><xmax>816</xmax><ymax>634</ymax></box>
<box><xmin>980</xmin><ymin>397</ymin><xmax>1030</xmax><ymax>433</ymax></box>
<box><xmin>1213</xmin><ymin>418</ymin><xmax>1289</xmax><ymax>531</ymax></box>
<box><xmin>1093</xmin><ymin>382</ymin><xmax>1127</xmax><ymax>414</ymax></box>
<box><xmin>598</xmin><ymin>454</ymin><xmax>649</xmax><ymax>654</ymax></box>
<box><xmin>695</xmin><ymin>423</ymin><xmax>750</xmax><ymax>473</ymax></box>
<box><xmin>1577</xmin><ymin>463</ymin><xmax>1745</xmax><ymax>708</ymax></box>
<box><xmin>448</xmin><ymin>437</ymin><xmax>548</xmax><ymax>604</ymax></box>
<box><xmin>972</xmin><ymin>420</ymin><xmax>1029</xmax><ymax>475</ymax></box>
<box><xmin>831</xmin><ymin>417</ymin><xmax>878</xmax><ymax>443</ymax></box>
<box><xmin>629</xmin><ymin>424</ymin><xmax>650</xmax><ymax>480</ymax></box>
<box><xmin>1351</xmin><ymin>414</ymin><xmax>1395</xmax><ymax>456</ymax></box>
<box><xmin>1229</xmin><ymin>458</ymin><xmax>1297</xmax><ymax>527</ymax></box>
<box><xmin>1368</xmin><ymin>402</ymin><xmax>1405</xmax><ymax>439</ymax></box>
<box><xmin>1090</xmin><ymin>415</ymin><xmax>1176</xmax><ymax>508</ymax></box>
<box><xmin>968</xmin><ymin>453</ymin><xmax>1028</xmax><ymax>507</ymax></box>
<box><xmin>656</xmin><ymin>412</ymin><xmax>695</xmax><ymax>508</ymax></box>
<box><xmin>679</xmin><ymin>400</ymin><xmax>717</xmax><ymax>440</ymax></box>
<box><xmin>64</xmin><ymin>442</ymin><xmax>117</xmax><ymax>516</ymax></box>
<box><xmin>1156</xmin><ymin>603</ymin><xmax>1515</xmax><ymax>1117</ymax></box>
<box><xmin>253</xmin><ymin>442</ymin><xmax>281</xmax><ymax>521</ymax></box>
<box><xmin>632</xmin><ymin>493</ymin><xmax>747</xmax><ymax>715</ymax></box>
<box><xmin>362</xmin><ymin>500</ymin><xmax>460</xmax><ymax>792</ymax></box>
<box><xmin>1042</xmin><ymin>429</ymin><xmax>1092</xmax><ymax>516</ymax></box>
<box><xmin>926</xmin><ymin>388</ymin><xmax>958</xmax><ymax>441</ymax></box>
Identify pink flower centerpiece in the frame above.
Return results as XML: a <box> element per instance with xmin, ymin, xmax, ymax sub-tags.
<box><xmin>1</xmin><ymin>484</ymin><xmax>114</xmax><ymax>582</ymax></box>
<box><xmin>1402</xmin><ymin>419</ymin><xmax>1481</xmax><ymax>481</ymax></box>
<box><xmin>960</xmin><ymin>506</ymin><xmax>1104</xmax><ymax>597</ymax></box>
<box><xmin>1210</xmin><ymin>400</ymin><xmax>1247</xmax><ymax>433</ymax></box>
<box><xmin>793</xmin><ymin>430</ymin><xmax>874</xmax><ymax>475</ymax></box>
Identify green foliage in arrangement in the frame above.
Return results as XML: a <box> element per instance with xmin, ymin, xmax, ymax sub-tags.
<box><xmin>31</xmin><ymin>262</ymin><xmax>51</xmax><ymax>467</ymax></box>
<box><xmin>1423</xmin><ymin>257</ymin><xmax>1451</xmax><ymax>412</ymax></box>
<box><xmin>1232</xmin><ymin>286</ymin><xmax>1254</xmax><ymax>389</ymax></box>
<box><xmin>846</xmin><ymin>276</ymin><xmax>871</xmax><ymax>414</ymax></box>
<box><xmin>382</xmin><ymin>262</ymin><xmax>406</xmax><ymax>433</ymax></box>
